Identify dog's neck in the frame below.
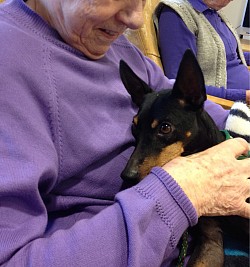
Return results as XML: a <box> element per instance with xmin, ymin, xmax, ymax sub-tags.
<box><xmin>182</xmin><ymin>110</ymin><xmax>225</xmax><ymax>156</ymax></box>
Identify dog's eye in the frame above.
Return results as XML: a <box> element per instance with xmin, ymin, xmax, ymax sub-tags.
<box><xmin>159</xmin><ymin>123</ymin><xmax>172</xmax><ymax>134</ymax></box>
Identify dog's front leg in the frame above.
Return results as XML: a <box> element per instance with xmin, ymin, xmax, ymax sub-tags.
<box><xmin>187</xmin><ymin>217</ymin><xmax>224</xmax><ymax>267</ymax></box>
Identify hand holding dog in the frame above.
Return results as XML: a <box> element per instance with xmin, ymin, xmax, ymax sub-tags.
<box><xmin>164</xmin><ymin>138</ymin><xmax>250</xmax><ymax>218</ymax></box>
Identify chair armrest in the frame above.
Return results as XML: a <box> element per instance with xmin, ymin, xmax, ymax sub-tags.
<box><xmin>207</xmin><ymin>95</ymin><xmax>233</xmax><ymax>109</ymax></box>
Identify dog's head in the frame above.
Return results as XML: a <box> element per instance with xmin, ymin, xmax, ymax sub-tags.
<box><xmin>120</xmin><ymin>50</ymin><xmax>223</xmax><ymax>183</ymax></box>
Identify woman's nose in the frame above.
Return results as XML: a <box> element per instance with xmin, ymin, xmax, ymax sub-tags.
<box><xmin>117</xmin><ymin>2</ymin><xmax>144</xmax><ymax>29</ymax></box>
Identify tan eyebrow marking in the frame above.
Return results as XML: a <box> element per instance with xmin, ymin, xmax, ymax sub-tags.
<box><xmin>133</xmin><ymin>116</ymin><xmax>138</xmax><ymax>125</ymax></box>
<box><xmin>178</xmin><ymin>99</ymin><xmax>186</xmax><ymax>106</ymax></box>
<box><xmin>138</xmin><ymin>141</ymin><xmax>184</xmax><ymax>178</ymax></box>
<box><xmin>151</xmin><ymin>119</ymin><xmax>159</xmax><ymax>129</ymax></box>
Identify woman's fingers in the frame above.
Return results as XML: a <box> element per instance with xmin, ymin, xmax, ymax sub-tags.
<box><xmin>163</xmin><ymin>138</ymin><xmax>250</xmax><ymax>218</ymax></box>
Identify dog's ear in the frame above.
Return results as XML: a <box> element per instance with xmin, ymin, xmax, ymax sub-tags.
<box><xmin>172</xmin><ymin>49</ymin><xmax>207</xmax><ymax>107</ymax></box>
<box><xmin>119</xmin><ymin>60</ymin><xmax>153</xmax><ymax>107</ymax></box>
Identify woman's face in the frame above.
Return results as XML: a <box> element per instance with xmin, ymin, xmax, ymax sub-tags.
<box><xmin>203</xmin><ymin>0</ymin><xmax>233</xmax><ymax>10</ymax></box>
<box><xmin>28</xmin><ymin>0</ymin><xmax>145</xmax><ymax>59</ymax></box>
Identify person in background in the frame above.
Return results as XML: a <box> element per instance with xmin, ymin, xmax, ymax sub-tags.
<box><xmin>0</xmin><ymin>0</ymin><xmax>249</xmax><ymax>266</ymax></box>
<box><xmin>155</xmin><ymin>0</ymin><xmax>250</xmax><ymax>104</ymax></box>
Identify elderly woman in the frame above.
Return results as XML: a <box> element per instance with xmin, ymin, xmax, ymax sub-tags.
<box><xmin>155</xmin><ymin>0</ymin><xmax>250</xmax><ymax>104</ymax></box>
<box><xmin>0</xmin><ymin>0</ymin><xmax>249</xmax><ymax>266</ymax></box>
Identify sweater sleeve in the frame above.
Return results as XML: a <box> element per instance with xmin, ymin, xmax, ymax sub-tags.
<box><xmin>158</xmin><ymin>6</ymin><xmax>197</xmax><ymax>78</ymax></box>
<box><xmin>0</xmin><ymin>47</ymin><xmax>197</xmax><ymax>267</ymax></box>
<box><xmin>0</xmin><ymin>99</ymin><xmax>197</xmax><ymax>267</ymax></box>
<box><xmin>206</xmin><ymin>85</ymin><xmax>247</xmax><ymax>102</ymax></box>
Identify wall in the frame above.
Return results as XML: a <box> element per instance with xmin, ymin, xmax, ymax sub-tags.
<box><xmin>221</xmin><ymin>0</ymin><xmax>248</xmax><ymax>29</ymax></box>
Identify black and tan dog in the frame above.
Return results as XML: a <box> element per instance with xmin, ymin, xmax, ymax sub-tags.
<box><xmin>119</xmin><ymin>50</ymin><xmax>249</xmax><ymax>267</ymax></box>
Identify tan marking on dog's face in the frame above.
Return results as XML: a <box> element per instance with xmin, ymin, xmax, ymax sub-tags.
<box><xmin>186</xmin><ymin>131</ymin><xmax>192</xmax><ymax>138</ymax></box>
<box><xmin>138</xmin><ymin>141</ymin><xmax>184</xmax><ymax>178</ymax></box>
<box><xmin>178</xmin><ymin>99</ymin><xmax>186</xmax><ymax>106</ymax></box>
<box><xmin>151</xmin><ymin>119</ymin><xmax>159</xmax><ymax>129</ymax></box>
<box><xmin>133</xmin><ymin>116</ymin><xmax>138</xmax><ymax>125</ymax></box>
<box><xmin>192</xmin><ymin>263</ymin><xmax>211</xmax><ymax>267</ymax></box>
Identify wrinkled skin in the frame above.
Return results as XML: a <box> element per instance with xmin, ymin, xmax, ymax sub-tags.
<box><xmin>165</xmin><ymin>138</ymin><xmax>250</xmax><ymax>218</ymax></box>
<box><xmin>26</xmin><ymin>0</ymin><xmax>145</xmax><ymax>59</ymax></box>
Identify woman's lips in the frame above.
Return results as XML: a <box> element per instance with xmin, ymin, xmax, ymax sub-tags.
<box><xmin>99</xmin><ymin>28</ymin><xmax>121</xmax><ymax>40</ymax></box>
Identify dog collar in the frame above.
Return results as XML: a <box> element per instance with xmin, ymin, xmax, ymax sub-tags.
<box><xmin>220</xmin><ymin>130</ymin><xmax>250</xmax><ymax>160</ymax></box>
<box><xmin>220</xmin><ymin>130</ymin><xmax>232</xmax><ymax>140</ymax></box>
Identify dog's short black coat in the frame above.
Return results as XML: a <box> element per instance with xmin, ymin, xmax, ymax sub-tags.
<box><xmin>119</xmin><ymin>50</ymin><xmax>249</xmax><ymax>267</ymax></box>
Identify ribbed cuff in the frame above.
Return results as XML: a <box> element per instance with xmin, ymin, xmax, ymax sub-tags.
<box><xmin>151</xmin><ymin>167</ymin><xmax>198</xmax><ymax>226</ymax></box>
<box><xmin>136</xmin><ymin>167</ymin><xmax>198</xmax><ymax>237</ymax></box>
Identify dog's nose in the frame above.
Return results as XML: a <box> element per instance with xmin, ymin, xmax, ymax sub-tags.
<box><xmin>121</xmin><ymin>168</ymin><xmax>140</xmax><ymax>181</ymax></box>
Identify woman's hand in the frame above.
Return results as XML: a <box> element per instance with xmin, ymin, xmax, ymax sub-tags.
<box><xmin>163</xmin><ymin>138</ymin><xmax>250</xmax><ymax>218</ymax></box>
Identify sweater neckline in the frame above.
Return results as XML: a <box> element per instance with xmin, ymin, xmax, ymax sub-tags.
<box><xmin>188</xmin><ymin>0</ymin><xmax>211</xmax><ymax>13</ymax></box>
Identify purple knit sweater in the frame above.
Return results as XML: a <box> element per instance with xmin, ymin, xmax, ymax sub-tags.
<box><xmin>0</xmin><ymin>0</ymin><xmax>228</xmax><ymax>266</ymax></box>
